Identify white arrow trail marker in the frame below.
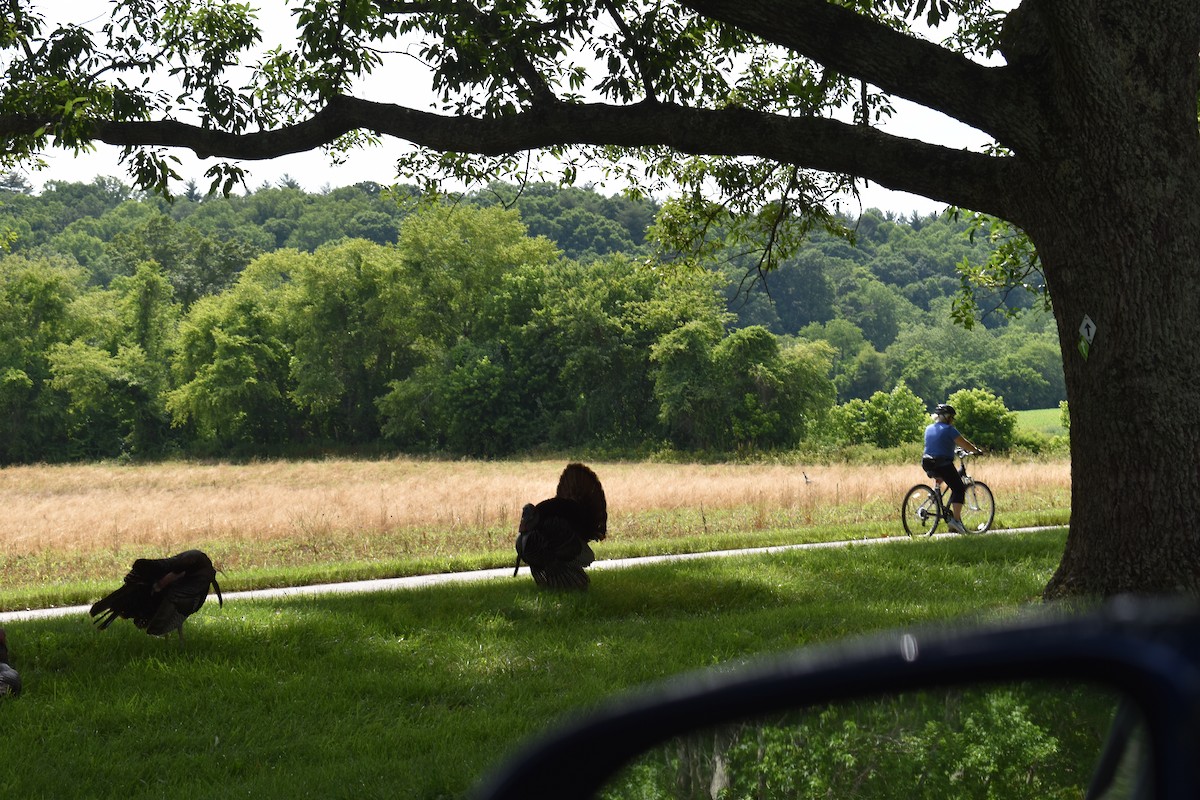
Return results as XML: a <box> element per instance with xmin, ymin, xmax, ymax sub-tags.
<box><xmin>1078</xmin><ymin>315</ymin><xmax>1097</xmax><ymax>360</ymax></box>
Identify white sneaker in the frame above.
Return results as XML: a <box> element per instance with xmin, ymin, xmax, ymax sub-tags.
<box><xmin>948</xmin><ymin>518</ymin><xmax>968</xmax><ymax>535</ymax></box>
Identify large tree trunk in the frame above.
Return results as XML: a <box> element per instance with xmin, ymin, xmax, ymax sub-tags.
<box><xmin>1008</xmin><ymin>0</ymin><xmax>1200</xmax><ymax>597</ymax></box>
<box><xmin>1039</xmin><ymin>193</ymin><xmax>1200</xmax><ymax>597</ymax></box>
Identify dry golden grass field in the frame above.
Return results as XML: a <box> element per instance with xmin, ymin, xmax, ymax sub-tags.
<box><xmin>0</xmin><ymin>456</ymin><xmax>1070</xmax><ymax>600</ymax></box>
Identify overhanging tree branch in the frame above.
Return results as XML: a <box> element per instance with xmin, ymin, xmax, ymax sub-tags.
<box><xmin>0</xmin><ymin>0</ymin><xmax>1032</xmax><ymax>217</ymax></box>
<box><xmin>7</xmin><ymin>95</ymin><xmax>1020</xmax><ymax>216</ymax></box>
<box><xmin>678</xmin><ymin>0</ymin><xmax>1040</xmax><ymax>146</ymax></box>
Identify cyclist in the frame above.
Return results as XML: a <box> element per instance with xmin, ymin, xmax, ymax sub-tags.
<box><xmin>922</xmin><ymin>403</ymin><xmax>983</xmax><ymax>534</ymax></box>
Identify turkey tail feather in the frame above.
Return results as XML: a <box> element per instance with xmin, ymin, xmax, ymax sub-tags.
<box><xmin>555</xmin><ymin>463</ymin><xmax>607</xmax><ymax>540</ymax></box>
<box><xmin>532</xmin><ymin>565</ymin><xmax>590</xmax><ymax>591</ymax></box>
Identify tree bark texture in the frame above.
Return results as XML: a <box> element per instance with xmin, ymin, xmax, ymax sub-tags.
<box><xmin>1002</xmin><ymin>0</ymin><xmax>1200</xmax><ymax>596</ymax></box>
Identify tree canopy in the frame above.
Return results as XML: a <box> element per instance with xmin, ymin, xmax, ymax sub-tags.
<box><xmin>1</xmin><ymin>174</ymin><xmax>1064</xmax><ymax>414</ymax></box>
<box><xmin>3</xmin><ymin>176</ymin><xmax>1060</xmax><ymax>464</ymax></box>
<box><xmin>1</xmin><ymin>2</ymin><xmax>1024</xmax><ymax>224</ymax></box>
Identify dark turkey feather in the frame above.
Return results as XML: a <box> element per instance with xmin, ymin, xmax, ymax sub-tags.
<box><xmin>554</xmin><ymin>463</ymin><xmax>607</xmax><ymax>540</ymax></box>
<box><xmin>90</xmin><ymin>549</ymin><xmax>223</xmax><ymax>642</ymax></box>
<box><xmin>515</xmin><ymin>463</ymin><xmax>607</xmax><ymax>590</ymax></box>
<box><xmin>0</xmin><ymin>628</ymin><xmax>20</xmax><ymax>697</ymax></box>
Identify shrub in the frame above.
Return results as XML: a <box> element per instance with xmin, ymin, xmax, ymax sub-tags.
<box><xmin>827</xmin><ymin>383</ymin><xmax>926</xmax><ymax>448</ymax></box>
<box><xmin>948</xmin><ymin>388</ymin><xmax>1018</xmax><ymax>451</ymax></box>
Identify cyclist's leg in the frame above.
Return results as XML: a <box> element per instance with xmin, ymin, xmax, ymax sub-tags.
<box><xmin>936</xmin><ymin>465</ymin><xmax>968</xmax><ymax>531</ymax></box>
<box><xmin>948</xmin><ymin>484</ymin><xmax>967</xmax><ymax>522</ymax></box>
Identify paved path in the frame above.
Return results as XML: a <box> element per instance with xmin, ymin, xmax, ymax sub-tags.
<box><xmin>0</xmin><ymin>526</ymin><xmax>1058</xmax><ymax>624</ymax></box>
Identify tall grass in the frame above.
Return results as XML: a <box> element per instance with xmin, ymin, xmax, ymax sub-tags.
<box><xmin>0</xmin><ymin>457</ymin><xmax>1071</xmax><ymax>611</ymax></box>
<box><xmin>0</xmin><ymin>530</ymin><xmax>1067</xmax><ymax>800</ymax></box>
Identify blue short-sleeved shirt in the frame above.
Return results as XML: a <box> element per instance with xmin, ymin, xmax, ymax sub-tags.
<box><xmin>923</xmin><ymin>421</ymin><xmax>960</xmax><ymax>460</ymax></box>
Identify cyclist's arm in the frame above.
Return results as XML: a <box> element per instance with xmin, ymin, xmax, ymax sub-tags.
<box><xmin>955</xmin><ymin>434</ymin><xmax>983</xmax><ymax>454</ymax></box>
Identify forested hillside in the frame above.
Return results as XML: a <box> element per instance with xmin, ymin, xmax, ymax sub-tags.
<box><xmin>0</xmin><ymin>173</ymin><xmax>1063</xmax><ymax>463</ymax></box>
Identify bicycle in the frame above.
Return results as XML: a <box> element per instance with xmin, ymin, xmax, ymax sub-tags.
<box><xmin>901</xmin><ymin>448</ymin><xmax>995</xmax><ymax>536</ymax></box>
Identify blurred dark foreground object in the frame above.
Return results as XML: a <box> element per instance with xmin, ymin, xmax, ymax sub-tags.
<box><xmin>474</xmin><ymin>597</ymin><xmax>1200</xmax><ymax>800</ymax></box>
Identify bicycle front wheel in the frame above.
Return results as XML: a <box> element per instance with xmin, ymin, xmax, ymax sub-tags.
<box><xmin>960</xmin><ymin>481</ymin><xmax>995</xmax><ymax>533</ymax></box>
<box><xmin>901</xmin><ymin>484</ymin><xmax>940</xmax><ymax>537</ymax></box>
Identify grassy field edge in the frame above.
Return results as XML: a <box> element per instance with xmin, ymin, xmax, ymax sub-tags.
<box><xmin>0</xmin><ymin>512</ymin><xmax>1071</xmax><ymax>613</ymax></box>
<box><xmin>0</xmin><ymin>529</ymin><xmax>1070</xmax><ymax>799</ymax></box>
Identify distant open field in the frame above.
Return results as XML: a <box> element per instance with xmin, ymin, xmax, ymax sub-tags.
<box><xmin>1015</xmin><ymin>407</ymin><xmax>1067</xmax><ymax>437</ymax></box>
<box><xmin>0</xmin><ymin>456</ymin><xmax>1071</xmax><ymax>607</ymax></box>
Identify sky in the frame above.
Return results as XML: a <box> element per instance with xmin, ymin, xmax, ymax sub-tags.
<box><xmin>20</xmin><ymin>3</ymin><xmax>996</xmax><ymax>217</ymax></box>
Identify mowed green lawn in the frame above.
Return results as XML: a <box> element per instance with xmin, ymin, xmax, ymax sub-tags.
<box><xmin>1</xmin><ymin>529</ymin><xmax>1066</xmax><ymax>800</ymax></box>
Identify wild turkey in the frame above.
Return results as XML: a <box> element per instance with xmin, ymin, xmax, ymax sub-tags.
<box><xmin>514</xmin><ymin>463</ymin><xmax>607</xmax><ymax>590</ymax></box>
<box><xmin>0</xmin><ymin>628</ymin><xmax>20</xmax><ymax>697</ymax></box>
<box><xmin>90</xmin><ymin>549</ymin><xmax>223</xmax><ymax>643</ymax></box>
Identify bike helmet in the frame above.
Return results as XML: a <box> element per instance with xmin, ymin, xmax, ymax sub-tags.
<box><xmin>934</xmin><ymin>403</ymin><xmax>956</xmax><ymax>417</ymax></box>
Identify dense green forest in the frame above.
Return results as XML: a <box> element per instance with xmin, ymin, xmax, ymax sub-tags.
<box><xmin>0</xmin><ymin>173</ymin><xmax>1063</xmax><ymax>463</ymax></box>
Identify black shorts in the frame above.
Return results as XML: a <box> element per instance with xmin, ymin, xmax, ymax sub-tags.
<box><xmin>921</xmin><ymin>455</ymin><xmax>951</xmax><ymax>477</ymax></box>
<box><xmin>922</xmin><ymin>456</ymin><xmax>966</xmax><ymax>504</ymax></box>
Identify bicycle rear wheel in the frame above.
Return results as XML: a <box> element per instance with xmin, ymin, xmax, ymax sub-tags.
<box><xmin>901</xmin><ymin>484</ymin><xmax>940</xmax><ymax>536</ymax></box>
<box><xmin>960</xmin><ymin>480</ymin><xmax>995</xmax><ymax>533</ymax></box>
